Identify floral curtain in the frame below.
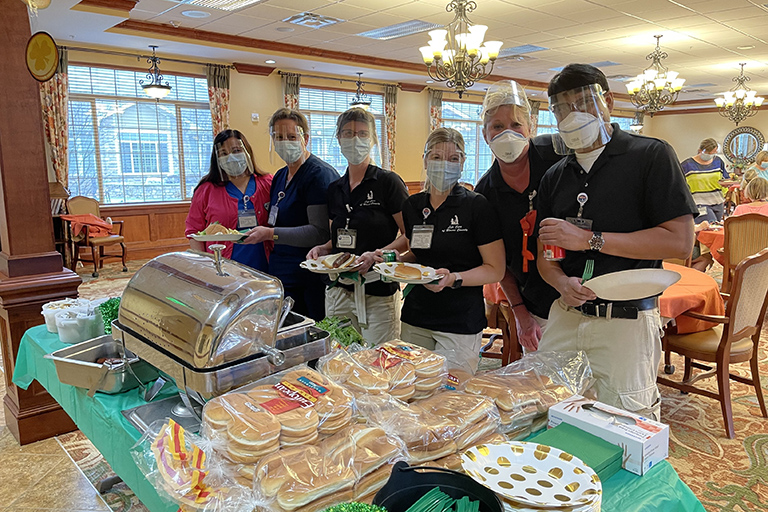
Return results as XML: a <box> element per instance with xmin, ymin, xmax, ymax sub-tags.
<box><xmin>428</xmin><ymin>89</ymin><xmax>443</xmax><ymax>132</ymax></box>
<box><xmin>383</xmin><ymin>85</ymin><xmax>398</xmax><ymax>172</ymax></box>
<box><xmin>40</xmin><ymin>47</ymin><xmax>69</xmax><ymax>187</ymax></box>
<box><xmin>529</xmin><ymin>100</ymin><xmax>540</xmax><ymax>136</ymax></box>
<box><xmin>282</xmin><ymin>72</ymin><xmax>300</xmax><ymax>109</ymax></box>
<box><xmin>206</xmin><ymin>64</ymin><xmax>230</xmax><ymax>135</ymax></box>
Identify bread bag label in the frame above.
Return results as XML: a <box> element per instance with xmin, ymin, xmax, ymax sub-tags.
<box><xmin>296</xmin><ymin>376</ymin><xmax>329</xmax><ymax>395</ymax></box>
<box><xmin>371</xmin><ymin>345</ymin><xmax>416</xmax><ymax>369</ymax></box>
<box><xmin>262</xmin><ymin>378</ymin><xmax>330</xmax><ymax>414</ymax></box>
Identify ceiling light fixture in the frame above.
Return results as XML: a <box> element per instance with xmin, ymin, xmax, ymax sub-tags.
<box><xmin>629</xmin><ymin>111</ymin><xmax>644</xmax><ymax>132</ymax></box>
<box><xmin>140</xmin><ymin>46</ymin><xmax>172</xmax><ymax>100</ymax></box>
<box><xmin>350</xmin><ymin>73</ymin><xmax>372</xmax><ymax>110</ymax></box>
<box><xmin>715</xmin><ymin>63</ymin><xmax>764</xmax><ymax>126</ymax></box>
<box><xmin>182</xmin><ymin>10</ymin><xmax>211</xmax><ymax>18</ymax></box>
<box><xmin>418</xmin><ymin>0</ymin><xmax>503</xmax><ymax>98</ymax></box>
<box><xmin>626</xmin><ymin>35</ymin><xmax>685</xmax><ymax>117</ymax></box>
<box><xmin>265</xmin><ymin>59</ymin><xmax>276</xmax><ymax>64</ymax></box>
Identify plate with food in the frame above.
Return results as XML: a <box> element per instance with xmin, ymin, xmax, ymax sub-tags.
<box><xmin>301</xmin><ymin>252</ymin><xmax>365</xmax><ymax>274</ymax></box>
<box><xmin>189</xmin><ymin>222</ymin><xmax>247</xmax><ymax>242</ymax></box>
<box><xmin>372</xmin><ymin>262</ymin><xmax>442</xmax><ymax>284</ymax></box>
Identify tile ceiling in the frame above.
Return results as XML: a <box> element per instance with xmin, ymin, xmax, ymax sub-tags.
<box><xmin>31</xmin><ymin>0</ymin><xmax>768</xmax><ymax>110</ymax></box>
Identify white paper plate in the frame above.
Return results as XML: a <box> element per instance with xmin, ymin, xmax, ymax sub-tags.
<box><xmin>372</xmin><ymin>262</ymin><xmax>441</xmax><ymax>284</ymax></box>
<box><xmin>188</xmin><ymin>233</ymin><xmax>246</xmax><ymax>242</ymax></box>
<box><xmin>300</xmin><ymin>254</ymin><xmax>364</xmax><ymax>274</ymax></box>
<box><xmin>461</xmin><ymin>442</ymin><xmax>602</xmax><ymax>509</ymax></box>
<box><xmin>583</xmin><ymin>268</ymin><xmax>681</xmax><ymax>301</ymax></box>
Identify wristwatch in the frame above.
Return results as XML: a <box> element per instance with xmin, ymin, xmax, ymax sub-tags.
<box><xmin>588</xmin><ymin>231</ymin><xmax>605</xmax><ymax>252</ymax></box>
<box><xmin>450</xmin><ymin>272</ymin><xmax>463</xmax><ymax>289</ymax></box>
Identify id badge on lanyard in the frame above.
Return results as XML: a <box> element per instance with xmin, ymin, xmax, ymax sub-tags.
<box><xmin>337</xmin><ymin>205</ymin><xmax>357</xmax><ymax>249</ymax></box>
<box><xmin>267</xmin><ymin>191</ymin><xmax>285</xmax><ymax>227</ymax></box>
<box><xmin>566</xmin><ymin>192</ymin><xmax>593</xmax><ymax>230</ymax></box>
<box><xmin>411</xmin><ymin>208</ymin><xmax>434</xmax><ymax>249</ymax></box>
<box><xmin>237</xmin><ymin>195</ymin><xmax>257</xmax><ymax>229</ymax></box>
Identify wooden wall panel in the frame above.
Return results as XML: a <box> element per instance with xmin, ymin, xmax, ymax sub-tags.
<box><xmin>155</xmin><ymin>212</ymin><xmax>189</xmax><ymax>240</ymax></box>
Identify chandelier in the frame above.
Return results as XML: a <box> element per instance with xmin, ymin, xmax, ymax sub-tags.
<box><xmin>629</xmin><ymin>111</ymin><xmax>644</xmax><ymax>132</ymax></box>
<box><xmin>350</xmin><ymin>73</ymin><xmax>372</xmax><ymax>109</ymax></box>
<box><xmin>418</xmin><ymin>0</ymin><xmax>503</xmax><ymax>98</ymax></box>
<box><xmin>626</xmin><ymin>35</ymin><xmax>685</xmax><ymax>116</ymax></box>
<box><xmin>140</xmin><ymin>46</ymin><xmax>172</xmax><ymax>99</ymax></box>
<box><xmin>715</xmin><ymin>63</ymin><xmax>764</xmax><ymax>126</ymax></box>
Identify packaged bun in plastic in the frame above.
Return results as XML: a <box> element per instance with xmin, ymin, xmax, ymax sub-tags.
<box><xmin>415</xmin><ymin>391</ymin><xmax>500</xmax><ymax>451</ymax></box>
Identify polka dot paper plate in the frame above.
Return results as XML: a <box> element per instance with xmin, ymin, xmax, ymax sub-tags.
<box><xmin>461</xmin><ymin>442</ymin><xmax>602</xmax><ymax>509</ymax></box>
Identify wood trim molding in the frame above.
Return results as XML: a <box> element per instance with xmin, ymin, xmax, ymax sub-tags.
<box><xmin>99</xmin><ymin>201</ymin><xmax>191</xmax><ymax>217</ymax></box>
<box><xmin>233</xmin><ymin>62</ymin><xmax>275</xmax><ymax>76</ymax></box>
<box><xmin>69</xmin><ymin>60</ymin><xmax>205</xmax><ymax>78</ymax></box>
<box><xmin>71</xmin><ymin>0</ymin><xmax>138</xmax><ymax>17</ymax></box>
<box><xmin>399</xmin><ymin>83</ymin><xmax>428</xmax><ymax>93</ymax></box>
<box><xmin>654</xmin><ymin>104</ymin><xmax>768</xmax><ymax>116</ymax></box>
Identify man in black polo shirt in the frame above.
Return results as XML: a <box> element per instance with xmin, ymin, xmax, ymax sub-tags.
<box><xmin>536</xmin><ymin>64</ymin><xmax>697</xmax><ymax>420</ymax></box>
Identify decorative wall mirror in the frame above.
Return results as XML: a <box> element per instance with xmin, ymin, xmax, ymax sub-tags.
<box><xmin>722</xmin><ymin>126</ymin><xmax>765</xmax><ymax>165</ymax></box>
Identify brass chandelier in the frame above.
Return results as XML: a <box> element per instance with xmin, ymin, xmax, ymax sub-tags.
<box><xmin>626</xmin><ymin>35</ymin><xmax>685</xmax><ymax>116</ymax></box>
<box><xmin>418</xmin><ymin>0</ymin><xmax>503</xmax><ymax>98</ymax></box>
<box><xmin>715</xmin><ymin>63</ymin><xmax>764</xmax><ymax>126</ymax></box>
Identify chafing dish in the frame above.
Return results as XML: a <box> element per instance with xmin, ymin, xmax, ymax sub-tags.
<box><xmin>112</xmin><ymin>250</ymin><xmax>330</xmax><ymax>401</ymax></box>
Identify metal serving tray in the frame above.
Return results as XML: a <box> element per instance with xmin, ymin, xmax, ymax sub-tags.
<box><xmin>45</xmin><ymin>335</ymin><xmax>159</xmax><ymax>394</ymax></box>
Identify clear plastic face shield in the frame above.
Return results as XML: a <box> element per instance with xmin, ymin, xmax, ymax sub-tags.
<box><xmin>270</xmin><ymin>120</ymin><xmax>308</xmax><ymax>166</ymax></box>
<box><xmin>422</xmin><ymin>142</ymin><xmax>466</xmax><ymax>194</ymax></box>
<box><xmin>549</xmin><ymin>83</ymin><xmax>613</xmax><ymax>155</ymax></box>
<box><xmin>481</xmin><ymin>81</ymin><xmax>532</xmax><ymax>164</ymax></box>
<box><xmin>337</xmin><ymin>119</ymin><xmax>377</xmax><ymax>167</ymax></box>
<box><xmin>216</xmin><ymin>137</ymin><xmax>254</xmax><ymax>179</ymax></box>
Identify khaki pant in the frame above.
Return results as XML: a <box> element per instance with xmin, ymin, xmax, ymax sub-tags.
<box><xmin>325</xmin><ymin>287</ymin><xmax>401</xmax><ymax>346</ymax></box>
<box><xmin>539</xmin><ymin>299</ymin><xmax>663</xmax><ymax>420</ymax></box>
<box><xmin>400</xmin><ymin>322</ymin><xmax>483</xmax><ymax>374</ymax></box>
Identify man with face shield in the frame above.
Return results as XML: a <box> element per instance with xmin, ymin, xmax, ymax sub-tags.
<box><xmin>474</xmin><ymin>81</ymin><xmax>562</xmax><ymax>353</ymax></box>
<box><xmin>396</xmin><ymin>128</ymin><xmax>505</xmax><ymax>374</ymax></box>
<box><xmin>307</xmin><ymin>108</ymin><xmax>409</xmax><ymax>345</ymax></box>
<box><xmin>242</xmin><ymin>108</ymin><xmax>339</xmax><ymax>320</ymax></box>
<box><xmin>536</xmin><ymin>64</ymin><xmax>697</xmax><ymax>420</ymax></box>
<box><xmin>186</xmin><ymin>129</ymin><xmax>273</xmax><ymax>271</ymax></box>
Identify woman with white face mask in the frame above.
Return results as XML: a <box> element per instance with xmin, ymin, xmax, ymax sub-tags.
<box><xmin>680</xmin><ymin>137</ymin><xmax>729</xmax><ymax>223</ymax></box>
<box><xmin>186</xmin><ymin>130</ymin><xmax>272</xmax><ymax>271</ymax></box>
<box><xmin>394</xmin><ymin>128</ymin><xmax>506</xmax><ymax>374</ymax></box>
<box><xmin>242</xmin><ymin>108</ymin><xmax>339</xmax><ymax>320</ymax></box>
<box><xmin>475</xmin><ymin>81</ymin><xmax>563</xmax><ymax>353</ymax></box>
<box><xmin>307</xmin><ymin>108</ymin><xmax>409</xmax><ymax>345</ymax></box>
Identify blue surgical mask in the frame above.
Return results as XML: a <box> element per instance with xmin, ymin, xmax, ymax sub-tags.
<box><xmin>274</xmin><ymin>140</ymin><xmax>303</xmax><ymax>164</ymax></box>
<box><xmin>219</xmin><ymin>153</ymin><xmax>248</xmax><ymax>177</ymax></box>
<box><xmin>339</xmin><ymin>136</ymin><xmax>372</xmax><ymax>166</ymax></box>
<box><xmin>699</xmin><ymin>152</ymin><xmax>715</xmax><ymax>162</ymax></box>
<box><xmin>760</xmin><ymin>161</ymin><xmax>768</xmax><ymax>170</ymax></box>
<box><xmin>426</xmin><ymin>160</ymin><xmax>463</xmax><ymax>193</ymax></box>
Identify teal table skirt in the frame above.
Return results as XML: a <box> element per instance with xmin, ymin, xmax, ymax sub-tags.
<box><xmin>13</xmin><ymin>325</ymin><xmax>705</xmax><ymax>512</ymax></box>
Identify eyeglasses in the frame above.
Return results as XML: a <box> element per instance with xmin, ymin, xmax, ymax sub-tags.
<box><xmin>549</xmin><ymin>94</ymin><xmax>603</xmax><ymax>118</ymax></box>
<box><xmin>217</xmin><ymin>146</ymin><xmax>245</xmax><ymax>157</ymax></box>
<box><xmin>339</xmin><ymin>129</ymin><xmax>371</xmax><ymax>139</ymax></box>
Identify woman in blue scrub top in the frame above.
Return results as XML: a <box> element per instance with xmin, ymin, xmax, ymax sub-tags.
<box><xmin>243</xmin><ymin>108</ymin><xmax>338</xmax><ymax>320</ymax></box>
<box><xmin>186</xmin><ymin>130</ymin><xmax>272</xmax><ymax>271</ymax></box>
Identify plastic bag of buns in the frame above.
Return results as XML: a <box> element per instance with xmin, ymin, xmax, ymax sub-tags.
<box><xmin>413</xmin><ymin>391</ymin><xmax>501</xmax><ymax>451</ymax></box>
<box><xmin>464</xmin><ymin>350</ymin><xmax>592</xmax><ymax>432</ymax></box>
<box><xmin>355</xmin><ymin>393</ymin><xmax>459</xmax><ymax>464</ymax></box>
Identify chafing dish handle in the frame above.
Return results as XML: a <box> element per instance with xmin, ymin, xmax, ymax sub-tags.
<box><xmin>209</xmin><ymin>244</ymin><xmax>229</xmax><ymax>277</ymax></box>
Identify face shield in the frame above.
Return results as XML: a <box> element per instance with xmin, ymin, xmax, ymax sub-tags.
<box><xmin>270</xmin><ymin>123</ymin><xmax>307</xmax><ymax>166</ymax></box>
<box><xmin>422</xmin><ymin>143</ymin><xmax>466</xmax><ymax>194</ymax></box>
<box><xmin>216</xmin><ymin>138</ymin><xmax>254</xmax><ymax>179</ymax></box>
<box><xmin>548</xmin><ymin>84</ymin><xmax>612</xmax><ymax>155</ymax></box>
<box><xmin>480</xmin><ymin>80</ymin><xmax>530</xmax><ymax>120</ymax></box>
<box><xmin>481</xmin><ymin>81</ymin><xmax>532</xmax><ymax>164</ymax></box>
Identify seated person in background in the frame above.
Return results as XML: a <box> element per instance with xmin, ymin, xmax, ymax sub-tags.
<box><xmin>690</xmin><ymin>220</ymin><xmax>713</xmax><ymax>273</ymax></box>
<box><xmin>680</xmin><ymin>137</ymin><xmax>729</xmax><ymax>223</ymax></box>
<box><xmin>733</xmin><ymin>177</ymin><xmax>768</xmax><ymax>216</ymax></box>
<box><xmin>741</xmin><ymin>151</ymin><xmax>768</xmax><ymax>188</ymax></box>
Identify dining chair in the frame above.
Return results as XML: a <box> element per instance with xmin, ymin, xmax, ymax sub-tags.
<box><xmin>720</xmin><ymin>213</ymin><xmax>768</xmax><ymax>293</ymax></box>
<box><xmin>657</xmin><ymin>247</ymin><xmax>768</xmax><ymax>439</ymax></box>
<box><xmin>481</xmin><ymin>300</ymin><xmax>522</xmax><ymax>366</ymax></box>
<box><xmin>66</xmin><ymin>196</ymin><xmax>128</xmax><ymax>278</ymax></box>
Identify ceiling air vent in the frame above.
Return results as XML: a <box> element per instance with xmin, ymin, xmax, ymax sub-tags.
<box><xmin>167</xmin><ymin>0</ymin><xmax>268</xmax><ymax>11</ymax></box>
<box><xmin>358</xmin><ymin>20</ymin><xmax>442</xmax><ymax>40</ymax></box>
<box><xmin>498</xmin><ymin>45</ymin><xmax>548</xmax><ymax>58</ymax></box>
<box><xmin>607</xmin><ymin>74</ymin><xmax>634</xmax><ymax>82</ymax></box>
<box><xmin>283</xmin><ymin>12</ymin><xmax>344</xmax><ymax>28</ymax></box>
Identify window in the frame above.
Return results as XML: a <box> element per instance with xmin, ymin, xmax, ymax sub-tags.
<box><xmin>440</xmin><ymin>100</ymin><xmax>493</xmax><ymax>185</ymax></box>
<box><xmin>299</xmin><ymin>87</ymin><xmax>386</xmax><ymax>174</ymax></box>
<box><xmin>536</xmin><ymin>110</ymin><xmax>634</xmax><ymax>135</ymax></box>
<box><xmin>67</xmin><ymin>65</ymin><xmax>214</xmax><ymax>204</ymax></box>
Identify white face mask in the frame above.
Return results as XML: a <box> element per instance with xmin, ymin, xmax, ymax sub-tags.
<box><xmin>699</xmin><ymin>152</ymin><xmax>715</xmax><ymax>162</ymax></box>
<box><xmin>339</xmin><ymin>137</ymin><xmax>372</xmax><ymax>166</ymax></box>
<box><xmin>489</xmin><ymin>129</ymin><xmax>528</xmax><ymax>163</ymax></box>
<box><xmin>557</xmin><ymin>111</ymin><xmax>601</xmax><ymax>150</ymax></box>
<box><xmin>275</xmin><ymin>140</ymin><xmax>303</xmax><ymax>164</ymax></box>
<box><xmin>426</xmin><ymin>160</ymin><xmax>463</xmax><ymax>193</ymax></box>
<box><xmin>219</xmin><ymin>153</ymin><xmax>248</xmax><ymax>177</ymax></box>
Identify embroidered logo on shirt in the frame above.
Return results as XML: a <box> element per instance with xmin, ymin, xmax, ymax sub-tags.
<box><xmin>444</xmin><ymin>214</ymin><xmax>468</xmax><ymax>233</ymax></box>
<box><xmin>360</xmin><ymin>190</ymin><xmax>381</xmax><ymax>207</ymax></box>
<box><xmin>450</xmin><ymin>215</ymin><xmax>459</xmax><ymax>225</ymax></box>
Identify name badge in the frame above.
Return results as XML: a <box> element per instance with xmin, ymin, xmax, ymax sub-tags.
<box><xmin>238</xmin><ymin>211</ymin><xmax>257</xmax><ymax>229</ymax></box>
<box><xmin>566</xmin><ymin>217</ymin><xmax>593</xmax><ymax>230</ymax></box>
<box><xmin>337</xmin><ymin>228</ymin><xmax>357</xmax><ymax>249</ymax></box>
<box><xmin>411</xmin><ymin>224</ymin><xmax>434</xmax><ymax>249</ymax></box>
<box><xmin>267</xmin><ymin>205</ymin><xmax>279</xmax><ymax>227</ymax></box>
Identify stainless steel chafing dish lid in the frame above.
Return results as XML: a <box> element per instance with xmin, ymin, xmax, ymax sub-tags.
<box><xmin>117</xmin><ymin>251</ymin><xmax>283</xmax><ymax>369</ymax></box>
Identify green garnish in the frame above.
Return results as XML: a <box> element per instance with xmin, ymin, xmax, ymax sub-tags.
<box><xmin>316</xmin><ymin>316</ymin><xmax>366</xmax><ymax>347</ymax></box>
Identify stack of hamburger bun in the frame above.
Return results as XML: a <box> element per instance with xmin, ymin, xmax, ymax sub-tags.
<box><xmin>414</xmin><ymin>391</ymin><xmax>500</xmax><ymax>450</ymax></box>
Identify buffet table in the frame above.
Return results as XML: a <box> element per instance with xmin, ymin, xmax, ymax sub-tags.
<box><xmin>13</xmin><ymin>325</ymin><xmax>705</xmax><ymax>512</ymax></box>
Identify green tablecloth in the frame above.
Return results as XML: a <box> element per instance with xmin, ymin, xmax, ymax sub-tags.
<box><xmin>13</xmin><ymin>324</ymin><xmax>705</xmax><ymax>512</ymax></box>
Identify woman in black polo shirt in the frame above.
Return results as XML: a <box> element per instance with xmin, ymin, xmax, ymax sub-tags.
<box><xmin>307</xmin><ymin>108</ymin><xmax>409</xmax><ymax>345</ymax></box>
<box><xmin>398</xmin><ymin>128</ymin><xmax>505</xmax><ymax>373</ymax></box>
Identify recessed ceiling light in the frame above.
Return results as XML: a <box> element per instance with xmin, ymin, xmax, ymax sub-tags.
<box><xmin>182</xmin><ymin>10</ymin><xmax>211</xmax><ymax>18</ymax></box>
<box><xmin>276</xmin><ymin>26</ymin><xmax>294</xmax><ymax>32</ymax></box>
<box><xmin>265</xmin><ymin>59</ymin><xmax>276</xmax><ymax>64</ymax></box>
<box><xmin>426</xmin><ymin>80</ymin><xmax>434</xmax><ymax>83</ymax></box>
<box><xmin>737</xmin><ymin>45</ymin><xmax>755</xmax><ymax>50</ymax></box>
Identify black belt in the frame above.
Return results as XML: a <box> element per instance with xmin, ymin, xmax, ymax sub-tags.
<box><xmin>574</xmin><ymin>297</ymin><xmax>658</xmax><ymax>320</ymax></box>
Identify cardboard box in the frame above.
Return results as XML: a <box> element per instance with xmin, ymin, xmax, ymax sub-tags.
<box><xmin>548</xmin><ymin>395</ymin><xmax>669</xmax><ymax>475</ymax></box>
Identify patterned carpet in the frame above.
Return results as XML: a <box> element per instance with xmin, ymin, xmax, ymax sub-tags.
<box><xmin>62</xmin><ymin>260</ymin><xmax>768</xmax><ymax>511</ymax></box>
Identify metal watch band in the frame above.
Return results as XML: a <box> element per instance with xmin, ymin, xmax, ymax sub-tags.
<box><xmin>589</xmin><ymin>231</ymin><xmax>604</xmax><ymax>252</ymax></box>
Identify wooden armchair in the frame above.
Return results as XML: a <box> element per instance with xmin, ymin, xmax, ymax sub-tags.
<box><xmin>721</xmin><ymin>213</ymin><xmax>768</xmax><ymax>293</ymax></box>
<box><xmin>657</xmin><ymin>248</ymin><xmax>768</xmax><ymax>439</ymax></box>
<box><xmin>481</xmin><ymin>300</ymin><xmax>523</xmax><ymax>367</ymax></box>
<box><xmin>66</xmin><ymin>196</ymin><xmax>127</xmax><ymax>278</ymax></box>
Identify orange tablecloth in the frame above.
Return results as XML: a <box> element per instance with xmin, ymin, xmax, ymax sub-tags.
<box><xmin>484</xmin><ymin>263</ymin><xmax>724</xmax><ymax>334</ymax></box>
<box><xmin>660</xmin><ymin>262</ymin><xmax>724</xmax><ymax>334</ymax></box>
<box><xmin>697</xmin><ymin>228</ymin><xmax>725</xmax><ymax>265</ymax></box>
